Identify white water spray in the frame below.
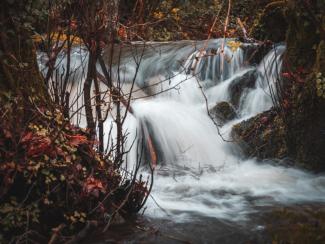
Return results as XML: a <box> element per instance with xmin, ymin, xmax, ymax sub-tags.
<box><xmin>121</xmin><ymin>40</ymin><xmax>325</xmax><ymax>221</ymax></box>
<box><xmin>39</xmin><ymin>39</ymin><xmax>325</xmax><ymax>222</ymax></box>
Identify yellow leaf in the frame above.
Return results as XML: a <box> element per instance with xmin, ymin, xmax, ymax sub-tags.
<box><xmin>153</xmin><ymin>11</ymin><xmax>164</xmax><ymax>19</ymax></box>
<box><xmin>227</xmin><ymin>41</ymin><xmax>242</xmax><ymax>52</ymax></box>
<box><xmin>171</xmin><ymin>8</ymin><xmax>180</xmax><ymax>14</ymax></box>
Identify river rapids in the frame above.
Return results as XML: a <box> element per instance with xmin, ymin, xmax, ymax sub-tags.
<box><xmin>39</xmin><ymin>39</ymin><xmax>325</xmax><ymax>242</ymax></box>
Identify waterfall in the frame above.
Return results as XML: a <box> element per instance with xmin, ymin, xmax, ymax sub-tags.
<box><xmin>38</xmin><ymin>39</ymin><xmax>325</xmax><ymax>222</ymax></box>
<box><xmin>240</xmin><ymin>45</ymin><xmax>285</xmax><ymax>116</ymax></box>
<box><xmin>120</xmin><ymin>40</ymin><xmax>325</xmax><ymax>221</ymax></box>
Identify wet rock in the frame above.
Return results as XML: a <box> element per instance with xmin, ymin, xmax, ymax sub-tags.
<box><xmin>210</xmin><ymin>101</ymin><xmax>237</xmax><ymax>125</ymax></box>
<box><xmin>231</xmin><ymin>109</ymin><xmax>288</xmax><ymax>160</ymax></box>
<box><xmin>241</xmin><ymin>42</ymin><xmax>273</xmax><ymax>65</ymax></box>
<box><xmin>228</xmin><ymin>69</ymin><xmax>257</xmax><ymax>107</ymax></box>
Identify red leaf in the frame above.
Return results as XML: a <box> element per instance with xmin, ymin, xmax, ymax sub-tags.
<box><xmin>67</xmin><ymin>134</ymin><xmax>88</xmax><ymax>147</ymax></box>
<box><xmin>296</xmin><ymin>66</ymin><xmax>306</xmax><ymax>74</ymax></box>
<box><xmin>21</xmin><ymin>132</ymin><xmax>33</xmax><ymax>143</ymax></box>
<box><xmin>55</xmin><ymin>147</ymin><xmax>65</xmax><ymax>157</ymax></box>
<box><xmin>22</xmin><ymin>131</ymin><xmax>52</xmax><ymax>158</ymax></box>
<box><xmin>27</xmin><ymin>137</ymin><xmax>51</xmax><ymax>157</ymax></box>
<box><xmin>83</xmin><ymin>177</ymin><xmax>106</xmax><ymax>197</ymax></box>
<box><xmin>118</xmin><ymin>26</ymin><xmax>127</xmax><ymax>40</ymax></box>
<box><xmin>70</xmin><ymin>20</ymin><xmax>78</xmax><ymax>30</ymax></box>
<box><xmin>282</xmin><ymin>72</ymin><xmax>291</xmax><ymax>79</ymax></box>
<box><xmin>260</xmin><ymin>116</ymin><xmax>268</xmax><ymax>124</ymax></box>
<box><xmin>283</xmin><ymin>99</ymin><xmax>290</xmax><ymax>109</ymax></box>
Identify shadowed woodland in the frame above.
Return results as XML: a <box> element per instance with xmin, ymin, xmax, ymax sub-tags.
<box><xmin>0</xmin><ymin>0</ymin><xmax>325</xmax><ymax>243</ymax></box>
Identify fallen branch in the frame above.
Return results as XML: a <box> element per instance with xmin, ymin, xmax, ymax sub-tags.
<box><xmin>49</xmin><ymin>224</ymin><xmax>66</xmax><ymax>244</ymax></box>
<box><xmin>237</xmin><ymin>18</ymin><xmax>247</xmax><ymax>39</ymax></box>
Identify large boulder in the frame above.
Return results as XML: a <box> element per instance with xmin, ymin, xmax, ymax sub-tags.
<box><xmin>210</xmin><ymin>101</ymin><xmax>237</xmax><ymax>125</ymax></box>
<box><xmin>241</xmin><ymin>42</ymin><xmax>273</xmax><ymax>66</ymax></box>
<box><xmin>228</xmin><ymin>69</ymin><xmax>257</xmax><ymax>107</ymax></box>
<box><xmin>231</xmin><ymin>109</ymin><xmax>288</xmax><ymax>160</ymax></box>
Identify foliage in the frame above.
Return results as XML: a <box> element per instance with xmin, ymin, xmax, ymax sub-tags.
<box><xmin>1</xmin><ymin>0</ymin><xmax>48</xmax><ymax>34</ymax></box>
<box><xmin>147</xmin><ymin>0</ymin><xmax>222</xmax><ymax>41</ymax></box>
<box><xmin>0</xmin><ymin>96</ymin><xmax>148</xmax><ymax>243</ymax></box>
<box><xmin>135</xmin><ymin>0</ymin><xmax>272</xmax><ymax>41</ymax></box>
<box><xmin>232</xmin><ymin>0</ymin><xmax>325</xmax><ymax>171</ymax></box>
<box><xmin>250</xmin><ymin>1</ymin><xmax>287</xmax><ymax>42</ymax></box>
<box><xmin>232</xmin><ymin>110</ymin><xmax>288</xmax><ymax>160</ymax></box>
<box><xmin>316</xmin><ymin>72</ymin><xmax>325</xmax><ymax>99</ymax></box>
<box><xmin>280</xmin><ymin>0</ymin><xmax>325</xmax><ymax>170</ymax></box>
<box><xmin>227</xmin><ymin>41</ymin><xmax>242</xmax><ymax>52</ymax></box>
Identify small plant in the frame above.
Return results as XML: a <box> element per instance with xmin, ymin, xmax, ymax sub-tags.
<box><xmin>316</xmin><ymin>72</ymin><xmax>325</xmax><ymax>99</ymax></box>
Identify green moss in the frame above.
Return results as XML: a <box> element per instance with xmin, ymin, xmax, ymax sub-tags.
<box><xmin>232</xmin><ymin>110</ymin><xmax>288</xmax><ymax>160</ymax></box>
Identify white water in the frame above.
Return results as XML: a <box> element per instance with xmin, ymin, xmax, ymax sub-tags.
<box><xmin>118</xmin><ymin>40</ymin><xmax>325</xmax><ymax>222</ymax></box>
<box><xmin>39</xmin><ymin>39</ymin><xmax>325</xmax><ymax>223</ymax></box>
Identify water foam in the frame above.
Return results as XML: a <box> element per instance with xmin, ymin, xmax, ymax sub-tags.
<box><xmin>124</xmin><ymin>40</ymin><xmax>325</xmax><ymax>222</ymax></box>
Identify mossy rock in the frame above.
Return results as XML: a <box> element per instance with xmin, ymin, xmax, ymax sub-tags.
<box><xmin>228</xmin><ymin>69</ymin><xmax>257</xmax><ymax>107</ymax></box>
<box><xmin>231</xmin><ymin>109</ymin><xmax>287</xmax><ymax>160</ymax></box>
<box><xmin>241</xmin><ymin>42</ymin><xmax>273</xmax><ymax>65</ymax></box>
<box><xmin>210</xmin><ymin>101</ymin><xmax>237</xmax><ymax>125</ymax></box>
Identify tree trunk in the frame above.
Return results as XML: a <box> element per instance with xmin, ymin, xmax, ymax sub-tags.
<box><xmin>0</xmin><ymin>1</ymin><xmax>48</xmax><ymax>102</ymax></box>
<box><xmin>284</xmin><ymin>0</ymin><xmax>325</xmax><ymax>170</ymax></box>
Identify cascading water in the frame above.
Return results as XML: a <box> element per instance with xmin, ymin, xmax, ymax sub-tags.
<box><xmin>39</xmin><ymin>39</ymin><xmax>325</xmax><ymax>239</ymax></box>
<box><xmin>240</xmin><ymin>45</ymin><xmax>286</xmax><ymax>116</ymax></box>
<box><xmin>116</xmin><ymin>39</ymin><xmax>325</xmax><ymax>222</ymax></box>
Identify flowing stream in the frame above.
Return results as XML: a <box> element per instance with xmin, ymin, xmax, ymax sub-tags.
<box><xmin>116</xmin><ymin>40</ymin><xmax>325</xmax><ymax>221</ymax></box>
<box><xmin>40</xmin><ymin>39</ymin><xmax>325</xmax><ymax>242</ymax></box>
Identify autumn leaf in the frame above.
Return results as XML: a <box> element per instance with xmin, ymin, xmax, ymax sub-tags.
<box><xmin>118</xmin><ymin>26</ymin><xmax>127</xmax><ymax>40</ymax></box>
<box><xmin>21</xmin><ymin>131</ymin><xmax>52</xmax><ymax>158</ymax></box>
<box><xmin>153</xmin><ymin>11</ymin><xmax>164</xmax><ymax>19</ymax></box>
<box><xmin>260</xmin><ymin>116</ymin><xmax>268</xmax><ymax>124</ymax></box>
<box><xmin>26</xmin><ymin>137</ymin><xmax>51</xmax><ymax>157</ymax></box>
<box><xmin>83</xmin><ymin>177</ymin><xmax>105</xmax><ymax>197</ymax></box>
<box><xmin>66</xmin><ymin>134</ymin><xmax>88</xmax><ymax>147</ymax></box>
<box><xmin>282</xmin><ymin>72</ymin><xmax>291</xmax><ymax>79</ymax></box>
<box><xmin>70</xmin><ymin>20</ymin><xmax>78</xmax><ymax>30</ymax></box>
<box><xmin>21</xmin><ymin>132</ymin><xmax>33</xmax><ymax>143</ymax></box>
<box><xmin>283</xmin><ymin>99</ymin><xmax>290</xmax><ymax>109</ymax></box>
<box><xmin>227</xmin><ymin>41</ymin><xmax>242</xmax><ymax>52</ymax></box>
